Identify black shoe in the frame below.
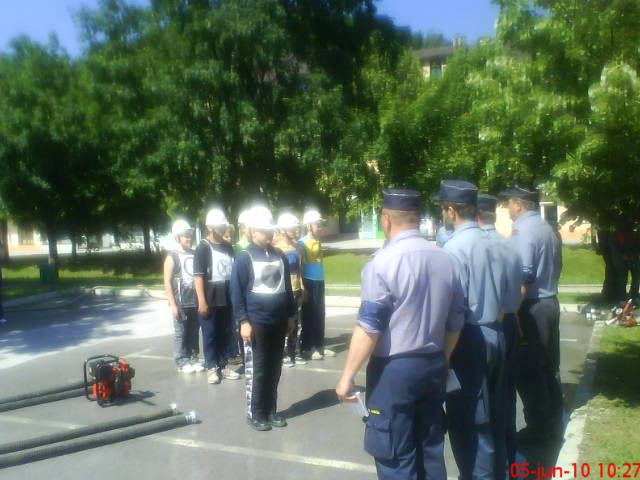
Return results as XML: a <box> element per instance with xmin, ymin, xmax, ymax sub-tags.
<box><xmin>247</xmin><ymin>416</ymin><xmax>272</xmax><ymax>431</ymax></box>
<box><xmin>268</xmin><ymin>413</ymin><xmax>287</xmax><ymax>428</ymax></box>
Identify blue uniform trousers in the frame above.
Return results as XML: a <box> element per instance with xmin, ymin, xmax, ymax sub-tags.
<box><xmin>365</xmin><ymin>352</ymin><xmax>447</xmax><ymax>480</ymax></box>
<box><xmin>515</xmin><ymin>297</ymin><xmax>563</xmax><ymax>437</ymax></box>
<box><xmin>198</xmin><ymin>306</ymin><xmax>233</xmax><ymax>369</ymax></box>
<box><xmin>502</xmin><ymin>314</ymin><xmax>519</xmax><ymax>466</ymax></box>
<box><xmin>447</xmin><ymin>323</ymin><xmax>506</xmax><ymax>480</ymax></box>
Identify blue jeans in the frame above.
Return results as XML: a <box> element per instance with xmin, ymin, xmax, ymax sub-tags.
<box><xmin>173</xmin><ymin>307</ymin><xmax>199</xmax><ymax>367</ymax></box>
<box><xmin>0</xmin><ymin>268</ymin><xmax>4</xmax><ymax>319</ymax></box>
<box><xmin>198</xmin><ymin>306</ymin><xmax>233</xmax><ymax>369</ymax></box>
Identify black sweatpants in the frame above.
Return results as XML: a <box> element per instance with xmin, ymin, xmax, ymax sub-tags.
<box><xmin>301</xmin><ymin>279</ymin><xmax>325</xmax><ymax>354</ymax></box>
<box><xmin>249</xmin><ymin>320</ymin><xmax>287</xmax><ymax>421</ymax></box>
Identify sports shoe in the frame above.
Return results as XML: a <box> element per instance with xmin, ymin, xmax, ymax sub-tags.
<box><xmin>221</xmin><ymin>367</ymin><xmax>241</xmax><ymax>380</ymax></box>
<box><xmin>247</xmin><ymin>416</ymin><xmax>271</xmax><ymax>431</ymax></box>
<box><xmin>294</xmin><ymin>355</ymin><xmax>307</xmax><ymax>365</ymax></box>
<box><xmin>178</xmin><ymin>363</ymin><xmax>195</xmax><ymax>374</ymax></box>
<box><xmin>323</xmin><ymin>348</ymin><xmax>336</xmax><ymax>357</ymax></box>
<box><xmin>282</xmin><ymin>357</ymin><xmax>295</xmax><ymax>368</ymax></box>
<box><xmin>207</xmin><ymin>368</ymin><xmax>221</xmax><ymax>384</ymax></box>
<box><xmin>311</xmin><ymin>351</ymin><xmax>323</xmax><ymax>360</ymax></box>
<box><xmin>268</xmin><ymin>413</ymin><xmax>287</xmax><ymax>428</ymax></box>
<box><xmin>190</xmin><ymin>361</ymin><xmax>205</xmax><ymax>373</ymax></box>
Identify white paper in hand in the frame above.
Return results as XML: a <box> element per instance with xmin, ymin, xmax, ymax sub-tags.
<box><xmin>446</xmin><ymin>369</ymin><xmax>461</xmax><ymax>393</ymax></box>
<box><xmin>349</xmin><ymin>390</ymin><xmax>369</xmax><ymax>417</ymax></box>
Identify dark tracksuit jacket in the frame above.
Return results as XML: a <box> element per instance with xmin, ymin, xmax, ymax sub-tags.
<box><xmin>230</xmin><ymin>243</ymin><xmax>296</xmax><ymax>420</ymax></box>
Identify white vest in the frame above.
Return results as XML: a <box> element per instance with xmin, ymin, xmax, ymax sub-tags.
<box><xmin>248</xmin><ymin>251</ymin><xmax>285</xmax><ymax>295</ymax></box>
<box><xmin>206</xmin><ymin>242</ymin><xmax>233</xmax><ymax>282</ymax></box>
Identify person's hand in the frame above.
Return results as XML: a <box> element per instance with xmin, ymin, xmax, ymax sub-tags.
<box><xmin>198</xmin><ymin>302</ymin><xmax>209</xmax><ymax>317</ymax></box>
<box><xmin>336</xmin><ymin>375</ymin><xmax>357</xmax><ymax>403</ymax></box>
<box><xmin>288</xmin><ymin>317</ymin><xmax>295</xmax><ymax>335</ymax></box>
<box><xmin>240</xmin><ymin>322</ymin><xmax>252</xmax><ymax>341</ymax></box>
<box><xmin>170</xmin><ymin>304</ymin><xmax>179</xmax><ymax>319</ymax></box>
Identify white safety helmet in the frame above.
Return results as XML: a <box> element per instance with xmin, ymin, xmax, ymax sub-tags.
<box><xmin>246</xmin><ymin>205</ymin><xmax>277</xmax><ymax>231</ymax></box>
<box><xmin>171</xmin><ymin>219</ymin><xmax>193</xmax><ymax>237</ymax></box>
<box><xmin>205</xmin><ymin>208</ymin><xmax>229</xmax><ymax>228</ymax></box>
<box><xmin>302</xmin><ymin>209</ymin><xmax>323</xmax><ymax>225</ymax></box>
<box><xmin>237</xmin><ymin>209</ymin><xmax>251</xmax><ymax>226</ymax></box>
<box><xmin>277</xmin><ymin>212</ymin><xmax>300</xmax><ymax>230</ymax></box>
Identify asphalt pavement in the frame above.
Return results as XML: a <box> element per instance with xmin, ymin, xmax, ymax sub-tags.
<box><xmin>0</xmin><ymin>294</ymin><xmax>594</xmax><ymax>479</ymax></box>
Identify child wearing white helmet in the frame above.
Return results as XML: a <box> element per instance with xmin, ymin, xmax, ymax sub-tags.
<box><xmin>164</xmin><ymin>220</ymin><xmax>202</xmax><ymax>374</ymax></box>
<box><xmin>234</xmin><ymin>209</ymin><xmax>252</xmax><ymax>254</ymax></box>
<box><xmin>274</xmin><ymin>212</ymin><xmax>307</xmax><ymax>367</ymax></box>
<box><xmin>299</xmin><ymin>209</ymin><xmax>334</xmax><ymax>360</ymax></box>
<box><xmin>194</xmin><ymin>208</ymin><xmax>240</xmax><ymax>384</ymax></box>
<box><xmin>230</xmin><ymin>205</ymin><xmax>296</xmax><ymax>431</ymax></box>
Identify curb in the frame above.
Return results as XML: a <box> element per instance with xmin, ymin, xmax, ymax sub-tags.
<box><xmin>555</xmin><ymin>321</ymin><xmax>604</xmax><ymax>468</ymax></box>
<box><xmin>4</xmin><ymin>288</ymin><xmax>90</xmax><ymax>309</ymax></box>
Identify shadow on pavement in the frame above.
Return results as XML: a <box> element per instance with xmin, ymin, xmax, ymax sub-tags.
<box><xmin>280</xmin><ymin>389</ymin><xmax>340</xmax><ymax>420</ymax></box>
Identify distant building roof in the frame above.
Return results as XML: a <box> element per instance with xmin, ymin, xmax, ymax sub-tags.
<box><xmin>414</xmin><ymin>46</ymin><xmax>456</xmax><ymax>63</ymax></box>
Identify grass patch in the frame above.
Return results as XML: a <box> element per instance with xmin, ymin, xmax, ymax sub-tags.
<box><xmin>323</xmin><ymin>252</ymin><xmax>370</xmax><ymax>285</ymax></box>
<box><xmin>0</xmin><ymin>245</ymin><xmax>605</xmax><ymax>301</ymax></box>
<box><xmin>580</xmin><ymin>327</ymin><xmax>640</xmax><ymax>466</ymax></box>
<box><xmin>560</xmin><ymin>246</ymin><xmax>604</xmax><ymax>285</ymax></box>
<box><xmin>2</xmin><ymin>252</ymin><xmax>163</xmax><ymax>301</ymax></box>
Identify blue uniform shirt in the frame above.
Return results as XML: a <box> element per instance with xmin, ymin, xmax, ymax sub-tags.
<box><xmin>481</xmin><ymin>223</ymin><xmax>524</xmax><ymax>312</ymax></box>
<box><xmin>357</xmin><ymin>229</ymin><xmax>465</xmax><ymax>358</ymax></box>
<box><xmin>508</xmin><ymin>211</ymin><xmax>562</xmax><ymax>300</ymax></box>
<box><xmin>444</xmin><ymin>221</ymin><xmax>522</xmax><ymax>325</ymax></box>
<box><xmin>436</xmin><ymin>225</ymin><xmax>454</xmax><ymax>247</ymax></box>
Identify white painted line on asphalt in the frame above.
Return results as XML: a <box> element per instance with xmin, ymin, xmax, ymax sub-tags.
<box><xmin>154</xmin><ymin>436</ymin><xmax>377</xmax><ymax>474</ymax></box>
<box><xmin>560</xmin><ymin>338</ymin><xmax>579</xmax><ymax>343</ymax></box>
<box><xmin>126</xmin><ymin>353</ymin><xmax>173</xmax><ymax>361</ymax></box>
<box><xmin>0</xmin><ymin>415</ymin><xmax>81</xmax><ymax>430</ymax></box>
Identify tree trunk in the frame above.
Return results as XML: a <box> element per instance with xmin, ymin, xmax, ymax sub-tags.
<box><xmin>71</xmin><ymin>234</ymin><xmax>77</xmax><ymax>260</ymax></box>
<box><xmin>46</xmin><ymin>223</ymin><xmax>60</xmax><ymax>279</ymax></box>
<box><xmin>0</xmin><ymin>218</ymin><xmax>9</xmax><ymax>264</ymax></box>
<box><xmin>142</xmin><ymin>222</ymin><xmax>151</xmax><ymax>256</ymax></box>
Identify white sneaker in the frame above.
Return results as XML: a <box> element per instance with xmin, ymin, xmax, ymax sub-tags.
<box><xmin>294</xmin><ymin>355</ymin><xmax>308</xmax><ymax>365</ymax></box>
<box><xmin>191</xmin><ymin>362</ymin><xmax>205</xmax><ymax>373</ymax></box>
<box><xmin>323</xmin><ymin>348</ymin><xmax>336</xmax><ymax>357</ymax></box>
<box><xmin>207</xmin><ymin>368</ymin><xmax>221</xmax><ymax>384</ymax></box>
<box><xmin>282</xmin><ymin>357</ymin><xmax>295</xmax><ymax>368</ymax></box>
<box><xmin>311</xmin><ymin>351</ymin><xmax>323</xmax><ymax>360</ymax></box>
<box><xmin>221</xmin><ymin>367</ymin><xmax>241</xmax><ymax>380</ymax></box>
<box><xmin>178</xmin><ymin>363</ymin><xmax>195</xmax><ymax>374</ymax></box>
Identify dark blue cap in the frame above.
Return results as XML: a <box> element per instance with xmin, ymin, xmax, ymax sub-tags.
<box><xmin>499</xmin><ymin>185</ymin><xmax>539</xmax><ymax>203</ymax></box>
<box><xmin>382</xmin><ymin>188</ymin><xmax>421</xmax><ymax>211</ymax></box>
<box><xmin>477</xmin><ymin>193</ymin><xmax>498</xmax><ymax>212</ymax></box>
<box><xmin>433</xmin><ymin>180</ymin><xmax>478</xmax><ymax>205</ymax></box>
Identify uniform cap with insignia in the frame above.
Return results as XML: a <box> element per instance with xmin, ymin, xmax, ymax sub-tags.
<box><xmin>432</xmin><ymin>180</ymin><xmax>478</xmax><ymax>205</ymax></box>
<box><xmin>237</xmin><ymin>209</ymin><xmax>252</xmax><ymax>226</ymax></box>
<box><xmin>477</xmin><ymin>193</ymin><xmax>498</xmax><ymax>212</ymax></box>
<box><xmin>499</xmin><ymin>185</ymin><xmax>539</xmax><ymax>203</ymax></box>
<box><xmin>382</xmin><ymin>188</ymin><xmax>421</xmax><ymax>211</ymax></box>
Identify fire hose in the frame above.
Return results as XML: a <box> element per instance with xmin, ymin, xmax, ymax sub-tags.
<box><xmin>0</xmin><ymin>411</ymin><xmax>197</xmax><ymax>469</ymax></box>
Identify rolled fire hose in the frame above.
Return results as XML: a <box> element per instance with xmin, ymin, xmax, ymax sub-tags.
<box><xmin>0</xmin><ymin>381</ymin><xmax>88</xmax><ymax>405</ymax></box>
<box><xmin>0</xmin><ymin>388</ymin><xmax>86</xmax><ymax>413</ymax></box>
<box><xmin>0</xmin><ymin>411</ymin><xmax>197</xmax><ymax>469</ymax></box>
<box><xmin>0</xmin><ymin>404</ymin><xmax>179</xmax><ymax>455</ymax></box>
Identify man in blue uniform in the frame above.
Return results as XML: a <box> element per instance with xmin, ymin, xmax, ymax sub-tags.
<box><xmin>436</xmin><ymin>180</ymin><xmax>522</xmax><ymax>480</ymax></box>
<box><xmin>477</xmin><ymin>193</ymin><xmax>522</xmax><ymax>467</ymax></box>
<box><xmin>336</xmin><ymin>188</ymin><xmax>465</xmax><ymax>480</ymax></box>
<box><xmin>500</xmin><ymin>186</ymin><xmax>563</xmax><ymax>442</ymax></box>
<box><xmin>231</xmin><ymin>206</ymin><xmax>296</xmax><ymax>432</ymax></box>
